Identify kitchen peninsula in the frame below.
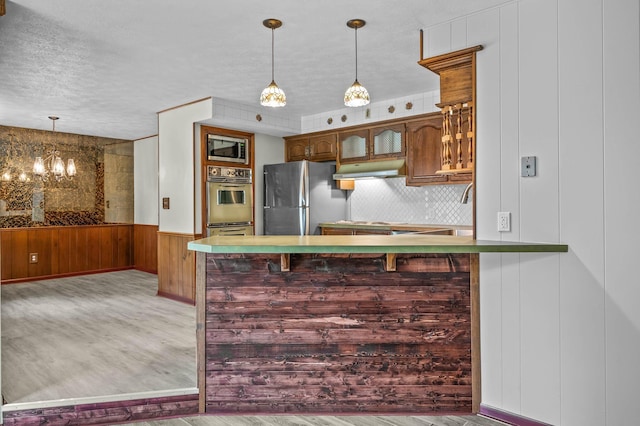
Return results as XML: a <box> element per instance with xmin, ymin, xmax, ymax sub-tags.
<box><xmin>188</xmin><ymin>234</ymin><xmax>567</xmax><ymax>415</ymax></box>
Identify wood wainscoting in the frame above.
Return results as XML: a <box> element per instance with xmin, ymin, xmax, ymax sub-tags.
<box><xmin>157</xmin><ymin>231</ymin><xmax>200</xmax><ymax>304</ymax></box>
<box><xmin>133</xmin><ymin>224</ymin><xmax>158</xmax><ymax>274</ymax></box>
<box><xmin>0</xmin><ymin>224</ymin><xmax>133</xmax><ymax>283</ymax></box>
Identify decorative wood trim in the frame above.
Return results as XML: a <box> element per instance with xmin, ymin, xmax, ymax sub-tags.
<box><xmin>195</xmin><ymin>251</ymin><xmax>207</xmax><ymax>413</ymax></box>
<box><xmin>418</xmin><ymin>45</ymin><xmax>483</xmax><ymax>107</ymax></box>
<box><xmin>280</xmin><ymin>253</ymin><xmax>290</xmax><ymax>271</ymax></box>
<box><xmin>385</xmin><ymin>253</ymin><xmax>397</xmax><ymax>271</ymax></box>
<box><xmin>1</xmin><ymin>0</ymin><xmax>6</xmax><ymax>16</ymax></box>
<box><xmin>480</xmin><ymin>404</ymin><xmax>553</xmax><ymax>426</ymax></box>
<box><xmin>470</xmin><ymin>253</ymin><xmax>481</xmax><ymax>413</ymax></box>
<box><xmin>418</xmin><ymin>45</ymin><xmax>484</xmax><ymax>74</ymax></box>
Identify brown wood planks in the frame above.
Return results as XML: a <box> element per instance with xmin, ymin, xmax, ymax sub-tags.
<box><xmin>203</xmin><ymin>252</ymin><xmax>472</xmax><ymax>414</ymax></box>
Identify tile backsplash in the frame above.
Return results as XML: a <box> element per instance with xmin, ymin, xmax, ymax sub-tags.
<box><xmin>349</xmin><ymin>177</ymin><xmax>472</xmax><ymax>226</ymax></box>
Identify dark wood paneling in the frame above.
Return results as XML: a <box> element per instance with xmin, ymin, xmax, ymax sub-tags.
<box><xmin>2</xmin><ymin>393</ymin><xmax>199</xmax><ymax>426</ymax></box>
<box><xmin>117</xmin><ymin>225</ymin><xmax>133</xmax><ymax>267</ymax></box>
<box><xmin>134</xmin><ymin>224</ymin><xmax>159</xmax><ymax>273</ymax></box>
<box><xmin>1</xmin><ymin>230</ymin><xmax>12</xmax><ymax>280</ymax></box>
<box><xmin>57</xmin><ymin>226</ymin><xmax>72</xmax><ymax>274</ymax></box>
<box><xmin>157</xmin><ymin>232</ymin><xmax>197</xmax><ymax>304</ymax></box>
<box><xmin>11</xmin><ymin>229</ymin><xmax>28</xmax><ymax>278</ymax></box>
<box><xmin>0</xmin><ymin>224</ymin><xmax>134</xmax><ymax>283</ymax></box>
<box><xmin>87</xmin><ymin>226</ymin><xmax>101</xmax><ymax>271</ymax></box>
<box><xmin>202</xmin><ymin>252</ymin><xmax>472</xmax><ymax>414</ymax></box>
<box><xmin>100</xmin><ymin>226</ymin><xmax>114</xmax><ymax>269</ymax></box>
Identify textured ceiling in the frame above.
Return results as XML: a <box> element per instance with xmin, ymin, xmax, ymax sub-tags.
<box><xmin>0</xmin><ymin>0</ymin><xmax>508</xmax><ymax>140</ymax></box>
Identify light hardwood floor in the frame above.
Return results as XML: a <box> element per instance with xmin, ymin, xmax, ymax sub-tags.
<box><xmin>1</xmin><ymin>270</ymin><xmax>196</xmax><ymax>403</ymax></box>
<box><xmin>1</xmin><ymin>272</ymin><xmax>506</xmax><ymax>426</ymax></box>
<box><xmin>120</xmin><ymin>414</ymin><xmax>506</xmax><ymax>426</ymax></box>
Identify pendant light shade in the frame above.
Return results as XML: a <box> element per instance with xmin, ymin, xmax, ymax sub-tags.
<box><xmin>260</xmin><ymin>19</ymin><xmax>286</xmax><ymax>107</ymax></box>
<box><xmin>344</xmin><ymin>19</ymin><xmax>370</xmax><ymax>107</ymax></box>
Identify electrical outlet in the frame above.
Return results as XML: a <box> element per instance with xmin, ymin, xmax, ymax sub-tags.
<box><xmin>497</xmin><ymin>212</ymin><xmax>511</xmax><ymax>232</ymax></box>
<box><xmin>29</xmin><ymin>253</ymin><xmax>38</xmax><ymax>263</ymax></box>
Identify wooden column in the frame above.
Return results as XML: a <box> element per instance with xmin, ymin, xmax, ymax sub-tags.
<box><xmin>470</xmin><ymin>253</ymin><xmax>481</xmax><ymax>412</ymax></box>
<box><xmin>195</xmin><ymin>251</ymin><xmax>207</xmax><ymax>413</ymax></box>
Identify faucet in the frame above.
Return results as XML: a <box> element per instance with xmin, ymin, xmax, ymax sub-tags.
<box><xmin>460</xmin><ymin>182</ymin><xmax>473</xmax><ymax>204</ymax></box>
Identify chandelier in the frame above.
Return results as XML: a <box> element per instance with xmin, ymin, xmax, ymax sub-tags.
<box><xmin>260</xmin><ymin>19</ymin><xmax>286</xmax><ymax>107</ymax></box>
<box><xmin>33</xmin><ymin>116</ymin><xmax>77</xmax><ymax>182</ymax></box>
<box><xmin>344</xmin><ymin>19</ymin><xmax>370</xmax><ymax>107</ymax></box>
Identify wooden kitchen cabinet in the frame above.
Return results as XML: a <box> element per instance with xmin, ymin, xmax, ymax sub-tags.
<box><xmin>285</xmin><ymin>133</ymin><xmax>337</xmax><ymax>162</ymax></box>
<box><xmin>285</xmin><ymin>137</ymin><xmax>309</xmax><ymax>162</ymax></box>
<box><xmin>370</xmin><ymin>123</ymin><xmax>405</xmax><ymax>159</ymax></box>
<box><xmin>406</xmin><ymin>116</ymin><xmax>447</xmax><ymax>185</ymax></box>
<box><xmin>338</xmin><ymin>124</ymin><xmax>405</xmax><ymax>164</ymax></box>
<box><xmin>405</xmin><ymin>115</ymin><xmax>472</xmax><ymax>186</ymax></box>
<box><xmin>321</xmin><ymin>227</ymin><xmax>354</xmax><ymax>235</ymax></box>
<box><xmin>321</xmin><ymin>226</ymin><xmax>391</xmax><ymax>235</ymax></box>
<box><xmin>337</xmin><ymin>129</ymin><xmax>369</xmax><ymax>163</ymax></box>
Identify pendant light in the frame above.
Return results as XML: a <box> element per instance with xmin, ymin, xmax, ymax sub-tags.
<box><xmin>260</xmin><ymin>19</ymin><xmax>286</xmax><ymax>107</ymax></box>
<box><xmin>344</xmin><ymin>19</ymin><xmax>370</xmax><ymax>107</ymax></box>
<box><xmin>33</xmin><ymin>116</ymin><xmax>77</xmax><ymax>182</ymax></box>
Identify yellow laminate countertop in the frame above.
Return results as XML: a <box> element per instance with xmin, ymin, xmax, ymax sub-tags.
<box><xmin>187</xmin><ymin>234</ymin><xmax>568</xmax><ymax>254</ymax></box>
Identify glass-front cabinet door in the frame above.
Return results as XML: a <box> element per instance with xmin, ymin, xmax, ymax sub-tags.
<box><xmin>338</xmin><ymin>129</ymin><xmax>369</xmax><ymax>163</ymax></box>
<box><xmin>370</xmin><ymin>124</ymin><xmax>405</xmax><ymax>159</ymax></box>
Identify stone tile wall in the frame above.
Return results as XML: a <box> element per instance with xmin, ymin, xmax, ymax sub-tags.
<box><xmin>0</xmin><ymin>125</ymin><xmax>133</xmax><ymax>227</ymax></box>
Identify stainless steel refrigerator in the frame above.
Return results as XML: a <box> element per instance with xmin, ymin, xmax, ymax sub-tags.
<box><xmin>263</xmin><ymin>160</ymin><xmax>348</xmax><ymax>235</ymax></box>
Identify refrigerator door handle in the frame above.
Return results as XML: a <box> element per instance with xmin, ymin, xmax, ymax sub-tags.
<box><xmin>299</xmin><ymin>207</ymin><xmax>308</xmax><ymax>236</ymax></box>
<box><xmin>299</xmin><ymin>160</ymin><xmax>308</xmax><ymax>207</ymax></box>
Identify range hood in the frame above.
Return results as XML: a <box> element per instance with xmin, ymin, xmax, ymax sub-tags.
<box><xmin>333</xmin><ymin>159</ymin><xmax>406</xmax><ymax>180</ymax></box>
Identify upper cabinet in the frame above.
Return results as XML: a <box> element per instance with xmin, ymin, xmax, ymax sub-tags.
<box><xmin>370</xmin><ymin>123</ymin><xmax>405</xmax><ymax>159</ymax></box>
<box><xmin>405</xmin><ymin>116</ymin><xmax>447</xmax><ymax>186</ymax></box>
<box><xmin>338</xmin><ymin>124</ymin><xmax>405</xmax><ymax>164</ymax></box>
<box><xmin>285</xmin><ymin>133</ymin><xmax>337</xmax><ymax>162</ymax></box>
<box><xmin>418</xmin><ymin>45</ymin><xmax>482</xmax><ymax>180</ymax></box>
<box><xmin>338</xmin><ymin>129</ymin><xmax>369</xmax><ymax>163</ymax></box>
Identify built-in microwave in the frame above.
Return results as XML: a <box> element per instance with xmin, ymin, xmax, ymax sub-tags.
<box><xmin>207</xmin><ymin>134</ymin><xmax>249</xmax><ymax>164</ymax></box>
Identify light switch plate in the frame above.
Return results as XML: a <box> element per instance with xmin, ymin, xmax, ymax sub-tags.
<box><xmin>521</xmin><ymin>156</ymin><xmax>537</xmax><ymax>177</ymax></box>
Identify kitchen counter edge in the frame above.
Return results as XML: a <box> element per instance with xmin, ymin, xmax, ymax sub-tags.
<box><xmin>187</xmin><ymin>234</ymin><xmax>568</xmax><ymax>254</ymax></box>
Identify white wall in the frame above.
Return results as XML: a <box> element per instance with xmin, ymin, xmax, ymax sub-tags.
<box><xmin>253</xmin><ymin>133</ymin><xmax>285</xmax><ymax>235</ymax></box>
<box><xmin>424</xmin><ymin>0</ymin><xmax>640</xmax><ymax>424</ymax></box>
<box><xmin>134</xmin><ymin>135</ymin><xmax>159</xmax><ymax>225</ymax></box>
<box><xmin>158</xmin><ymin>99</ymin><xmax>212</xmax><ymax>234</ymax></box>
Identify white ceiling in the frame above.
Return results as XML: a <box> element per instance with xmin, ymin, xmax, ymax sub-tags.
<box><xmin>0</xmin><ymin>0</ymin><xmax>508</xmax><ymax>140</ymax></box>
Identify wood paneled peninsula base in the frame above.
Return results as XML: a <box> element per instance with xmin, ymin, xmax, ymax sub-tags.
<box><xmin>188</xmin><ymin>235</ymin><xmax>567</xmax><ymax>415</ymax></box>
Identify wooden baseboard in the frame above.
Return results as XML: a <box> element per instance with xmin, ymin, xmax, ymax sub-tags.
<box><xmin>480</xmin><ymin>404</ymin><xmax>553</xmax><ymax>426</ymax></box>
<box><xmin>0</xmin><ymin>267</ymin><xmax>134</xmax><ymax>285</ymax></box>
<box><xmin>157</xmin><ymin>290</ymin><xmax>195</xmax><ymax>305</ymax></box>
<box><xmin>133</xmin><ymin>266</ymin><xmax>159</xmax><ymax>275</ymax></box>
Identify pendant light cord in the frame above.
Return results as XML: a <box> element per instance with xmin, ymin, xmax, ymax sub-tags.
<box><xmin>354</xmin><ymin>26</ymin><xmax>358</xmax><ymax>81</ymax></box>
<box><xmin>271</xmin><ymin>28</ymin><xmax>275</xmax><ymax>82</ymax></box>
